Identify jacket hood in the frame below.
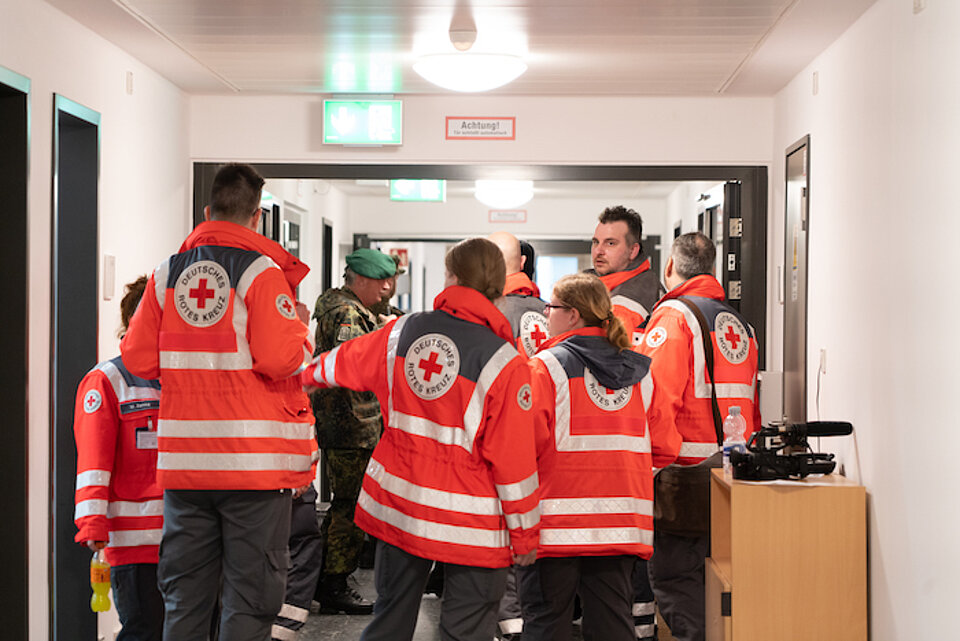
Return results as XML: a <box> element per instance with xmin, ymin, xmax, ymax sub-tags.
<box><xmin>182</xmin><ymin>221</ymin><xmax>310</xmax><ymax>290</ymax></box>
<box><xmin>434</xmin><ymin>286</ymin><xmax>515</xmax><ymax>344</ymax></box>
<box><xmin>547</xmin><ymin>328</ymin><xmax>650</xmax><ymax>389</ymax></box>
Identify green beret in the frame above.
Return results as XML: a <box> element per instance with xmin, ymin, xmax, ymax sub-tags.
<box><xmin>345</xmin><ymin>248</ymin><xmax>396</xmax><ymax>279</ymax></box>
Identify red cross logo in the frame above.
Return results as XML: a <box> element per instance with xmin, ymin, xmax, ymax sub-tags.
<box><xmin>724</xmin><ymin>325</ymin><xmax>742</xmax><ymax>350</ymax></box>
<box><xmin>418</xmin><ymin>351</ymin><xmax>444</xmax><ymax>382</ymax></box>
<box><xmin>530</xmin><ymin>324</ymin><xmax>547</xmax><ymax>348</ymax></box>
<box><xmin>521</xmin><ymin>388</ymin><xmax>531</xmax><ymax>404</ymax></box>
<box><xmin>189</xmin><ymin>278</ymin><xmax>215</xmax><ymax>309</ymax></box>
<box><xmin>281</xmin><ymin>298</ymin><xmax>293</xmax><ymax>314</ymax></box>
<box><xmin>86</xmin><ymin>395</ymin><xmax>98</xmax><ymax>409</ymax></box>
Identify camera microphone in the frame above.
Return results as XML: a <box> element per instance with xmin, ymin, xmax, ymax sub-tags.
<box><xmin>800</xmin><ymin>421</ymin><xmax>853</xmax><ymax>438</ymax></box>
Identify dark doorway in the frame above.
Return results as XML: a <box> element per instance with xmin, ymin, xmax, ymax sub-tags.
<box><xmin>52</xmin><ymin>94</ymin><xmax>101</xmax><ymax>641</ymax></box>
<box><xmin>193</xmin><ymin>163</ymin><xmax>768</xmax><ymax>360</ymax></box>
<box><xmin>0</xmin><ymin>64</ymin><xmax>30</xmax><ymax>641</ymax></box>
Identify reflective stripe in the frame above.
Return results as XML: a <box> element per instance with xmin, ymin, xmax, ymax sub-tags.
<box><xmin>678</xmin><ymin>442</ymin><xmax>719</xmax><ymax>459</ymax></box>
<box><xmin>635</xmin><ymin>623</ymin><xmax>656</xmax><ymax>639</ymax></box>
<box><xmin>109</xmin><ymin>529</ymin><xmax>162</xmax><ymax>547</ymax></box>
<box><xmin>658</xmin><ymin>300</ymin><xmax>756</xmax><ymax>401</ymax></box>
<box><xmin>611</xmin><ymin>294</ymin><xmax>648</xmax><ymax>320</ymax></box>
<box><xmin>236</xmin><ymin>255</ymin><xmax>276</xmax><ymax>300</ymax></box>
<box><xmin>384</xmin><ymin>315</ymin><xmax>409</xmax><ymax>420</ymax></box>
<box><xmin>154</xmin><ymin>261</ymin><xmax>168</xmax><ymax>309</ymax></box>
<box><xmin>76</xmin><ymin>469</ymin><xmax>111</xmax><ymax>489</ymax></box>
<box><xmin>391</xmin><ymin>411</ymin><xmax>472</xmax><ymax>450</ymax></box>
<box><xmin>640</xmin><ymin>371</ymin><xmax>654</xmax><ymax>411</ymax></box>
<box><xmin>106</xmin><ymin>500</ymin><xmax>164</xmax><ymax>518</ymax></box>
<box><xmin>462</xmin><ymin>343</ymin><xmax>518</xmax><ymax>451</ymax></box>
<box><xmin>540</xmin><ymin>527</ymin><xmax>653</xmax><ymax>547</ymax></box>
<box><xmin>160</xmin><ymin>418</ymin><xmax>315</xmax><ymax>440</ymax></box>
<box><xmin>278</xmin><ymin>602</ymin><xmax>309</xmax><ymax>623</ymax></box>
<box><xmin>535</xmin><ymin>351</ymin><xmax>651</xmax><ymax>454</ymax></box>
<box><xmin>633</xmin><ymin>601</ymin><xmax>655</xmax><ymax>617</ymax></box>
<box><xmin>499</xmin><ymin>618</ymin><xmax>523</xmax><ymax>634</ymax></box>
<box><xmin>318</xmin><ymin>345</ymin><xmax>340</xmax><ymax>387</ymax></box>
<box><xmin>97</xmin><ymin>361</ymin><xmax>162</xmax><ymax>404</ymax></box>
<box><xmin>358</xmin><ymin>491</ymin><xmax>509</xmax><ymax>549</ymax></box>
<box><xmin>504</xmin><ymin>507</ymin><xmax>541</xmax><ymax>531</ymax></box>
<box><xmin>158</xmin><ymin>451</ymin><xmax>315</xmax><ymax>472</ymax></box>
<box><xmin>160</xmin><ymin>350</ymin><xmax>253</xmax><ymax>370</ymax></box>
<box><xmin>366</xmin><ymin>458</ymin><xmax>501</xmax><ymax>515</ymax></box>
<box><xmin>75</xmin><ymin>499</ymin><xmax>108</xmax><ymax>520</ymax></box>
<box><xmin>496</xmin><ymin>471</ymin><xmax>539</xmax><ymax>503</ymax></box>
<box><xmin>271</xmin><ymin>624</ymin><xmax>298</xmax><ymax>641</ymax></box>
<box><xmin>541</xmin><ymin>497</ymin><xmax>652</xmax><ymax>517</ymax></box>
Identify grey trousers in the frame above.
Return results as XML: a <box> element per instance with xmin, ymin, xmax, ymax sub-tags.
<box><xmin>159</xmin><ymin>489</ymin><xmax>292</xmax><ymax>641</ymax></box>
<box><xmin>647</xmin><ymin>531</ymin><xmax>710</xmax><ymax>641</ymax></box>
<box><xmin>518</xmin><ymin>555</ymin><xmax>636</xmax><ymax>641</ymax></box>
<box><xmin>497</xmin><ymin>566</ymin><xmax>523</xmax><ymax>636</ymax></box>
<box><xmin>360</xmin><ymin>541</ymin><xmax>508</xmax><ymax>641</ymax></box>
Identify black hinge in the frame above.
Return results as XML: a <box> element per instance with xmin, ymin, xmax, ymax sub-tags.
<box><xmin>721</xmin><ymin>591</ymin><xmax>732</xmax><ymax>617</ymax></box>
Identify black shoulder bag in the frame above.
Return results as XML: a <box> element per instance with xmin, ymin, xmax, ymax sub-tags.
<box><xmin>651</xmin><ymin>297</ymin><xmax>724</xmax><ymax>537</ymax></box>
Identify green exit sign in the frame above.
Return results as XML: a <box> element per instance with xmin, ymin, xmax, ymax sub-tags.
<box><xmin>390</xmin><ymin>180</ymin><xmax>446</xmax><ymax>202</ymax></box>
<box><xmin>323</xmin><ymin>100</ymin><xmax>402</xmax><ymax>145</ymax></box>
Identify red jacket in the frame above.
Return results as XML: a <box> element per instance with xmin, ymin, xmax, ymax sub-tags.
<box><xmin>638</xmin><ymin>275</ymin><xmax>761</xmax><ymax>464</ymax></box>
<box><xmin>73</xmin><ymin>357</ymin><xmax>162</xmax><ymax>566</ymax></box>
<box><xmin>528</xmin><ymin>328</ymin><xmax>680</xmax><ymax>560</ymax></box>
<box><xmin>121</xmin><ymin>221</ymin><xmax>318</xmax><ymax>490</ymax></box>
<box><xmin>597</xmin><ymin>257</ymin><xmax>664</xmax><ymax>346</ymax></box>
<box><xmin>302</xmin><ymin>286</ymin><xmax>541</xmax><ymax>568</ymax></box>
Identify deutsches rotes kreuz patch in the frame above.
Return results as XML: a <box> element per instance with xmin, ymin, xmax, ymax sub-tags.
<box><xmin>405</xmin><ymin>333</ymin><xmax>459</xmax><ymax>400</ymax></box>
<box><xmin>715</xmin><ymin>312</ymin><xmax>749</xmax><ymax>364</ymax></box>
<box><xmin>519</xmin><ymin>311</ymin><xmax>549</xmax><ymax>355</ymax></box>
<box><xmin>583</xmin><ymin>367</ymin><xmax>632</xmax><ymax>411</ymax></box>
<box><xmin>645</xmin><ymin>326</ymin><xmax>668</xmax><ymax>349</ymax></box>
<box><xmin>83</xmin><ymin>389</ymin><xmax>102</xmax><ymax>414</ymax></box>
<box><xmin>517</xmin><ymin>384</ymin><xmax>533</xmax><ymax>411</ymax></box>
<box><xmin>174</xmin><ymin>260</ymin><xmax>230</xmax><ymax>328</ymax></box>
<box><xmin>275</xmin><ymin>294</ymin><xmax>297</xmax><ymax>320</ymax></box>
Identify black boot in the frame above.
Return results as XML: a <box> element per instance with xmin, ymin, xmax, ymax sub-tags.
<box><xmin>318</xmin><ymin>573</ymin><xmax>374</xmax><ymax>615</ymax></box>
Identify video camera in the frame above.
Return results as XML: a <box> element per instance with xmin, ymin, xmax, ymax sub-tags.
<box><xmin>729</xmin><ymin>421</ymin><xmax>853</xmax><ymax>481</ymax></box>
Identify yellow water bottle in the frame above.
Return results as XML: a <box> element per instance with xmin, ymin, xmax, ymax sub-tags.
<box><xmin>90</xmin><ymin>548</ymin><xmax>111</xmax><ymax>612</ymax></box>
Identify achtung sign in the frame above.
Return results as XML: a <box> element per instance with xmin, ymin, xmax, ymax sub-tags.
<box><xmin>446</xmin><ymin>117</ymin><xmax>516</xmax><ymax>140</ymax></box>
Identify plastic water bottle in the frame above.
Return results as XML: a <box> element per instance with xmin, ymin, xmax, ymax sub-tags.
<box><xmin>90</xmin><ymin>548</ymin><xmax>111</xmax><ymax>612</ymax></box>
<box><xmin>722</xmin><ymin>406</ymin><xmax>747</xmax><ymax>475</ymax></box>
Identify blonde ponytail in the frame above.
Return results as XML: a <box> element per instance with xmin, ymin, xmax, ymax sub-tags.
<box><xmin>553</xmin><ymin>273</ymin><xmax>631</xmax><ymax>351</ymax></box>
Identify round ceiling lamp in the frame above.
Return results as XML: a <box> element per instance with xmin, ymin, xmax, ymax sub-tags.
<box><xmin>413</xmin><ymin>17</ymin><xmax>527</xmax><ymax>92</ymax></box>
<box><xmin>475</xmin><ymin>180</ymin><xmax>534</xmax><ymax>209</ymax></box>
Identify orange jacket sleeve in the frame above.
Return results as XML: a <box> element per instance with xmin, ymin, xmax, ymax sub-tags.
<box><xmin>639</xmin><ymin>310</ymin><xmax>692</xmax><ymax>448</ymax></box>
<box><xmin>478</xmin><ymin>357</ymin><xmax>542</xmax><ymax>556</ymax></box>
<box><xmin>301</xmin><ymin>321</ymin><xmax>393</xmax><ymax>406</ymax></box>
<box><xmin>120</xmin><ymin>271</ymin><xmax>163</xmax><ymax>380</ymax></box>
<box><xmin>527</xmin><ymin>358</ymin><xmax>557</xmax><ymax>459</ymax></box>
<box><xmin>245</xmin><ymin>267</ymin><xmax>313</xmax><ymax>381</ymax></box>
<box><xmin>73</xmin><ymin>370</ymin><xmax>118</xmax><ymax>544</ymax></box>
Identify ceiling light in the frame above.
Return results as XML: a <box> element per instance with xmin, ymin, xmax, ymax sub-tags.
<box><xmin>414</xmin><ymin>53</ymin><xmax>527</xmax><ymax>93</ymax></box>
<box><xmin>475</xmin><ymin>180</ymin><xmax>534</xmax><ymax>209</ymax></box>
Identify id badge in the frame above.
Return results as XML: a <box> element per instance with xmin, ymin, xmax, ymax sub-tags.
<box><xmin>136</xmin><ymin>418</ymin><xmax>158</xmax><ymax>450</ymax></box>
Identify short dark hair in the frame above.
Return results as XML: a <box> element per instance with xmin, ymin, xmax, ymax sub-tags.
<box><xmin>598</xmin><ymin>206</ymin><xmax>643</xmax><ymax>251</ymax></box>
<box><xmin>119</xmin><ymin>275</ymin><xmax>148</xmax><ymax>337</ymax></box>
<box><xmin>672</xmin><ymin>232</ymin><xmax>716</xmax><ymax>279</ymax></box>
<box><xmin>210</xmin><ymin>163</ymin><xmax>265</xmax><ymax>222</ymax></box>
<box><xmin>519</xmin><ymin>240</ymin><xmax>536</xmax><ymax>280</ymax></box>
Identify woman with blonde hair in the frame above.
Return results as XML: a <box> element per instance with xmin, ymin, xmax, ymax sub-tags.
<box><xmin>302</xmin><ymin>237</ymin><xmax>542</xmax><ymax>641</ymax></box>
<box><xmin>519</xmin><ymin>272</ymin><xmax>681</xmax><ymax>641</ymax></box>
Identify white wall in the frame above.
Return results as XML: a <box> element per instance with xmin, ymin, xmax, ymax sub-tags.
<box><xmin>190</xmin><ymin>94</ymin><xmax>773</xmax><ymax>165</ymax></box>
<box><xmin>348</xmin><ymin>192</ymin><xmax>669</xmax><ymax>240</ymax></box>
<box><xmin>0</xmin><ymin>0</ymin><xmax>190</xmax><ymax>638</ymax></box>
<box><xmin>771</xmin><ymin>0</ymin><xmax>960</xmax><ymax>638</ymax></box>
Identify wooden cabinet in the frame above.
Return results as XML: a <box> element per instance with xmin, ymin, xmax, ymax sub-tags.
<box><xmin>706</xmin><ymin>469</ymin><xmax>867</xmax><ymax>641</ymax></box>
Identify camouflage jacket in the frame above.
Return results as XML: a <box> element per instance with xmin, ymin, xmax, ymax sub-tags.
<box><xmin>312</xmin><ymin>287</ymin><xmax>383</xmax><ymax>449</ymax></box>
<box><xmin>368</xmin><ymin>299</ymin><xmax>405</xmax><ymax>325</ymax></box>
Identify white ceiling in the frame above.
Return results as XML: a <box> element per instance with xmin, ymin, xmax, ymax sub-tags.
<box><xmin>330</xmin><ymin>179</ymin><xmax>690</xmax><ymax>199</ymax></box>
<box><xmin>45</xmin><ymin>0</ymin><xmax>877</xmax><ymax>96</ymax></box>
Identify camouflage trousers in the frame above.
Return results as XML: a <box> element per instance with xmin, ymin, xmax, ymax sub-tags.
<box><xmin>320</xmin><ymin>448</ymin><xmax>374</xmax><ymax>575</ymax></box>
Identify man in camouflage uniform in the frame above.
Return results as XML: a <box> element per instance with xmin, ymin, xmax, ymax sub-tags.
<box><xmin>367</xmin><ymin>253</ymin><xmax>405</xmax><ymax>322</ymax></box>
<box><xmin>312</xmin><ymin>248</ymin><xmax>396</xmax><ymax>614</ymax></box>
